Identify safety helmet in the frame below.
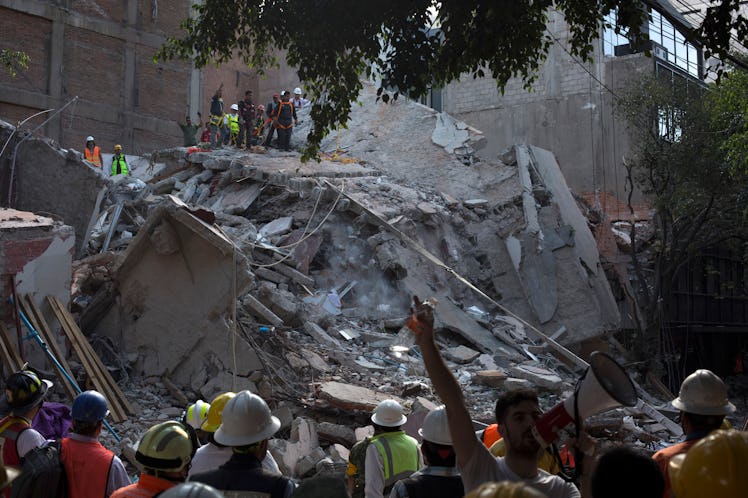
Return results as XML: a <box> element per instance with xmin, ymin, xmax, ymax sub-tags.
<box><xmin>214</xmin><ymin>390</ymin><xmax>280</xmax><ymax>447</ymax></box>
<box><xmin>294</xmin><ymin>87</ymin><xmax>302</xmax><ymax>95</ymax></box>
<box><xmin>464</xmin><ymin>481</ymin><xmax>547</xmax><ymax>498</ymax></box>
<box><xmin>114</xmin><ymin>144</ymin><xmax>122</xmax><ymax>151</ymax></box>
<box><xmin>672</xmin><ymin>369</ymin><xmax>736</xmax><ymax>415</ymax></box>
<box><xmin>201</xmin><ymin>392</ymin><xmax>236</xmax><ymax>433</ymax></box>
<box><xmin>0</xmin><ymin>370</ymin><xmax>53</xmax><ymax>414</ymax></box>
<box><xmin>158</xmin><ymin>482</ymin><xmax>224</xmax><ymax>498</ymax></box>
<box><xmin>418</xmin><ymin>405</ymin><xmax>451</xmax><ymax>445</ymax></box>
<box><xmin>668</xmin><ymin>429</ymin><xmax>748</xmax><ymax>498</ymax></box>
<box><xmin>231</xmin><ymin>103</ymin><xmax>239</xmax><ymax>111</ymax></box>
<box><xmin>257</xmin><ymin>104</ymin><xmax>265</xmax><ymax>112</ymax></box>
<box><xmin>371</xmin><ymin>399</ymin><xmax>407</xmax><ymax>427</ymax></box>
<box><xmin>72</xmin><ymin>390</ymin><xmax>109</xmax><ymax>422</ymax></box>
<box><xmin>185</xmin><ymin>400</ymin><xmax>210</xmax><ymax>430</ymax></box>
<box><xmin>86</xmin><ymin>136</ymin><xmax>94</xmax><ymax>142</ymax></box>
<box><xmin>135</xmin><ymin>421</ymin><xmax>194</xmax><ymax>472</ymax></box>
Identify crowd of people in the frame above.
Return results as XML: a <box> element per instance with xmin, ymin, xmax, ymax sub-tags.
<box><xmin>0</xmin><ymin>297</ymin><xmax>744</xmax><ymax>498</ymax></box>
<box><xmin>83</xmin><ymin>136</ymin><xmax>129</xmax><ymax>176</ymax></box>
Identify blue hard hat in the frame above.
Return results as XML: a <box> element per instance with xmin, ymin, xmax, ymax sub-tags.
<box><xmin>72</xmin><ymin>390</ymin><xmax>109</xmax><ymax>422</ymax></box>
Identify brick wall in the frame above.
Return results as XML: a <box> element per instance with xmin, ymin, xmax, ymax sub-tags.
<box><xmin>64</xmin><ymin>27</ymin><xmax>125</xmax><ymax>107</ymax></box>
<box><xmin>0</xmin><ymin>9</ymin><xmax>52</xmax><ymax>92</ymax></box>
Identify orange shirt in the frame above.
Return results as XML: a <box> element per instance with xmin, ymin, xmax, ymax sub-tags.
<box><xmin>653</xmin><ymin>439</ymin><xmax>699</xmax><ymax>498</ymax></box>
<box><xmin>109</xmin><ymin>474</ymin><xmax>174</xmax><ymax>498</ymax></box>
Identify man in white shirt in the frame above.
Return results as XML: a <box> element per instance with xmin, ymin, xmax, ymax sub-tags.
<box><xmin>410</xmin><ymin>297</ymin><xmax>580</xmax><ymax>498</ymax></box>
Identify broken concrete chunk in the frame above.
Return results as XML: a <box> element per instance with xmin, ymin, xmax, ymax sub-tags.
<box><xmin>401</xmin><ymin>381</ymin><xmax>428</xmax><ymax>397</ymax></box>
<box><xmin>149</xmin><ymin>220</ymin><xmax>180</xmax><ymax>255</ymax></box>
<box><xmin>199</xmin><ymin>371</ymin><xmax>257</xmax><ymax>401</ymax></box>
<box><xmin>259</xmin><ymin>216</ymin><xmax>294</xmax><ymax>238</ymax></box>
<box><xmin>417</xmin><ymin>202</ymin><xmax>438</xmax><ymax>216</ymax></box>
<box><xmin>504</xmin><ymin>377</ymin><xmax>534</xmax><ymax>390</ymax></box>
<box><xmin>509</xmin><ymin>364</ymin><xmax>563</xmax><ymax>391</ymax></box>
<box><xmin>286</xmin><ymin>352</ymin><xmax>309</xmax><ymax>371</ymax></box>
<box><xmin>273</xmin><ymin>405</ymin><xmax>294</xmax><ymax>431</ymax></box>
<box><xmin>464</xmin><ymin>199</ymin><xmax>489</xmax><ymax>208</ymax></box>
<box><xmin>303</xmin><ymin>322</ymin><xmax>342</xmax><ymax>349</ymax></box>
<box><xmin>243</xmin><ymin>293</ymin><xmax>285</xmax><ymax>327</ymax></box>
<box><xmin>317</xmin><ymin>422</ymin><xmax>356</xmax><ymax>446</ymax></box>
<box><xmin>444</xmin><ymin>345</ymin><xmax>481</xmax><ymax>364</ymax></box>
<box><xmin>258</xmin><ymin>284</ymin><xmax>300</xmax><ymax>324</ymax></box>
<box><xmin>329</xmin><ymin>443</ymin><xmax>350</xmax><ymax>463</ymax></box>
<box><xmin>318</xmin><ymin>381</ymin><xmax>403</xmax><ymax>412</ymax></box>
<box><xmin>355</xmin><ymin>426</ymin><xmax>374</xmax><ymax>442</ymax></box>
<box><xmin>474</xmin><ymin>370</ymin><xmax>508</xmax><ymax>388</ymax></box>
<box><xmin>300</xmin><ymin>349</ymin><xmax>330</xmax><ymax>373</ymax></box>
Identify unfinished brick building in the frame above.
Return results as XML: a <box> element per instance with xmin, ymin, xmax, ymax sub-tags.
<box><xmin>0</xmin><ymin>0</ymin><xmax>298</xmax><ymax>155</ymax></box>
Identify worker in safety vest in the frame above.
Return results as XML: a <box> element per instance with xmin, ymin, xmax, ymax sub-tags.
<box><xmin>0</xmin><ymin>370</ymin><xmax>52</xmax><ymax>473</ymax></box>
<box><xmin>61</xmin><ymin>390</ymin><xmax>130</xmax><ymax>497</ymax></box>
<box><xmin>262</xmin><ymin>93</ymin><xmax>281</xmax><ymax>147</ymax></box>
<box><xmin>209</xmin><ymin>84</ymin><xmax>224</xmax><ymax>148</ymax></box>
<box><xmin>273</xmin><ymin>91</ymin><xmax>298</xmax><ymax>151</ymax></box>
<box><xmin>227</xmin><ymin>104</ymin><xmax>240</xmax><ymax>147</ymax></box>
<box><xmin>189</xmin><ymin>391</ymin><xmax>295</xmax><ymax>497</ymax></box>
<box><xmin>111</xmin><ymin>144</ymin><xmax>129</xmax><ymax>176</ymax></box>
<box><xmin>111</xmin><ymin>421</ymin><xmax>195</xmax><ymax>498</ymax></box>
<box><xmin>652</xmin><ymin>369</ymin><xmax>736</xmax><ymax>498</ymax></box>
<box><xmin>389</xmin><ymin>405</ymin><xmax>463</xmax><ymax>498</ymax></box>
<box><xmin>84</xmin><ymin>136</ymin><xmax>103</xmax><ymax>168</ymax></box>
<box><xmin>364</xmin><ymin>399</ymin><xmax>420</xmax><ymax>498</ymax></box>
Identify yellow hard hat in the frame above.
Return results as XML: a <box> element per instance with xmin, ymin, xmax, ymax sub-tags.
<box><xmin>201</xmin><ymin>392</ymin><xmax>236</xmax><ymax>432</ymax></box>
<box><xmin>668</xmin><ymin>429</ymin><xmax>748</xmax><ymax>498</ymax></box>
<box><xmin>135</xmin><ymin>421</ymin><xmax>193</xmax><ymax>472</ymax></box>
<box><xmin>114</xmin><ymin>144</ymin><xmax>122</xmax><ymax>150</ymax></box>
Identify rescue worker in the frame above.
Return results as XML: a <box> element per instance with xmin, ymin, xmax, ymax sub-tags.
<box><xmin>84</xmin><ymin>136</ymin><xmax>103</xmax><ymax>168</ymax></box>
<box><xmin>291</xmin><ymin>87</ymin><xmax>309</xmax><ymax>109</ymax></box>
<box><xmin>388</xmin><ymin>405</ymin><xmax>463</xmax><ymax>498</ymax></box>
<box><xmin>410</xmin><ymin>296</ymin><xmax>580</xmax><ymax>497</ymax></box>
<box><xmin>667</xmin><ymin>429</ymin><xmax>748</xmax><ymax>498</ymax></box>
<box><xmin>273</xmin><ymin>91</ymin><xmax>298</xmax><ymax>151</ymax></box>
<box><xmin>0</xmin><ymin>369</ymin><xmax>52</xmax><ymax>469</ymax></box>
<box><xmin>110</xmin><ymin>421</ymin><xmax>195</xmax><ymax>497</ymax></box>
<box><xmin>182</xmin><ymin>399</ymin><xmax>210</xmax><ymax>446</ymax></box>
<box><xmin>364</xmin><ymin>399</ymin><xmax>420</xmax><ymax>498</ymax></box>
<box><xmin>251</xmin><ymin>104</ymin><xmax>266</xmax><ymax>146</ymax></box>
<box><xmin>477</xmin><ymin>423</ymin><xmax>500</xmax><ymax>448</ymax></box>
<box><xmin>111</xmin><ymin>144</ymin><xmax>129</xmax><ymax>176</ymax></box>
<box><xmin>189</xmin><ymin>390</ymin><xmax>295</xmax><ymax>497</ymax></box>
<box><xmin>227</xmin><ymin>104</ymin><xmax>241</xmax><ymax>147</ymax></box>
<box><xmin>237</xmin><ymin>90</ymin><xmax>255</xmax><ymax>148</ymax></box>
<box><xmin>347</xmin><ymin>425</ymin><xmax>384</xmax><ymax>498</ymax></box>
<box><xmin>652</xmin><ymin>369</ymin><xmax>736</xmax><ymax>498</ymax></box>
<box><xmin>209</xmin><ymin>84</ymin><xmax>224</xmax><ymax>148</ymax></box>
<box><xmin>188</xmin><ymin>392</ymin><xmax>280</xmax><ymax>477</ymax></box>
<box><xmin>158</xmin><ymin>482</ymin><xmax>224</xmax><ymax>498</ymax></box>
<box><xmin>61</xmin><ymin>390</ymin><xmax>130</xmax><ymax>497</ymax></box>
<box><xmin>178</xmin><ymin>113</ymin><xmax>202</xmax><ymax>147</ymax></box>
<box><xmin>262</xmin><ymin>93</ymin><xmax>281</xmax><ymax>147</ymax></box>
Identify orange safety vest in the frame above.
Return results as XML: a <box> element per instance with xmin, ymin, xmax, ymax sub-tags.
<box><xmin>0</xmin><ymin>416</ymin><xmax>31</xmax><ymax>498</ymax></box>
<box><xmin>61</xmin><ymin>437</ymin><xmax>114</xmax><ymax>498</ymax></box>
<box><xmin>273</xmin><ymin>101</ymin><xmax>295</xmax><ymax>129</ymax></box>
<box><xmin>482</xmin><ymin>424</ymin><xmax>501</xmax><ymax>448</ymax></box>
<box><xmin>110</xmin><ymin>473</ymin><xmax>174</xmax><ymax>498</ymax></box>
<box><xmin>84</xmin><ymin>146</ymin><xmax>102</xmax><ymax>168</ymax></box>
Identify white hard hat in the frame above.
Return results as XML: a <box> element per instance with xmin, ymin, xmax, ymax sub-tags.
<box><xmin>672</xmin><ymin>369</ymin><xmax>736</xmax><ymax>416</ymax></box>
<box><xmin>185</xmin><ymin>400</ymin><xmax>211</xmax><ymax>429</ymax></box>
<box><xmin>418</xmin><ymin>405</ymin><xmax>452</xmax><ymax>445</ymax></box>
<box><xmin>86</xmin><ymin>136</ymin><xmax>94</xmax><ymax>142</ymax></box>
<box><xmin>231</xmin><ymin>103</ymin><xmax>239</xmax><ymax>111</ymax></box>
<box><xmin>371</xmin><ymin>399</ymin><xmax>407</xmax><ymax>427</ymax></box>
<box><xmin>294</xmin><ymin>87</ymin><xmax>302</xmax><ymax>95</ymax></box>
<box><xmin>214</xmin><ymin>390</ymin><xmax>280</xmax><ymax>446</ymax></box>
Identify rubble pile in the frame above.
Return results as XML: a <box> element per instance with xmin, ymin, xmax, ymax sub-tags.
<box><xmin>4</xmin><ymin>83</ymin><xmax>742</xmax><ymax>480</ymax></box>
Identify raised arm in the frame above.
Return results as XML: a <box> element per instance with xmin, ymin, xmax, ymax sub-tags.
<box><xmin>410</xmin><ymin>296</ymin><xmax>479</xmax><ymax>464</ymax></box>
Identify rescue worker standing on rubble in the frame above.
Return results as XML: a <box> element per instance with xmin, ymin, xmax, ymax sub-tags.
<box><xmin>61</xmin><ymin>390</ymin><xmax>130</xmax><ymax>497</ymax></box>
<box><xmin>409</xmin><ymin>296</ymin><xmax>580</xmax><ymax>498</ymax></box>
<box><xmin>227</xmin><ymin>104</ymin><xmax>241</xmax><ymax>147</ymax></box>
<box><xmin>182</xmin><ymin>399</ymin><xmax>211</xmax><ymax>446</ymax></box>
<box><xmin>111</xmin><ymin>421</ymin><xmax>195</xmax><ymax>498</ymax></box>
<box><xmin>273</xmin><ymin>90</ymin><xmax>298</xmax><ymax>151</ymax></box>
<box><xmin>388</xmin><ymin>405</ymin><xmax>464</xmax><ymax>498</ymax></box>
<box><xmin>262</xmin><ymin>93</ymin><xmax>281</xmax><ymax>147</ymax></box>
<box><xmin>364</xmin><ymin>399</ymin><xmax>420</xmax><ymax>498</ymax></box>
<box><xmin>84</xmin><ymin>136</ymin><xmax>103</xmax><ymax>168</ymax></box>
<box><xmin>189</xmin><ymin>390</ymin><xmax>295</xmax><ymax>497</ymax></box>
<box><xmin>111</xmin><ymin>144</ymin><xmax>129</xmax><ymax>176</ymax></box>
<box><xmin>652</xmin><ymin>369</ymin><xmax>736</xmax><ymax>498</ymax></box>
<box><xmin>209</xmin><ymin>84</ymin><xmax>224</xmax><ymax>148</ymax></box>
<box><xmin>0</xmin><ymin>369</ymin><xmax>52</xmax><ymax>470</ymax></box>
<box><xmin>178</xmin><ymin>113</ymin><xmax>202</xmax><ymax>147</ymax></box>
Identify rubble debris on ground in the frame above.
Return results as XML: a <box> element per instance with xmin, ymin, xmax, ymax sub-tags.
<box><xmin>1</xmin><ymin>84</ymin><xmax>745</xmax><ymax>482</ymax></box>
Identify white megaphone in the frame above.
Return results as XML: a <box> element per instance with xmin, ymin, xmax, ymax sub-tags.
<box><xmin>532</xmin><ymin>351</ymin><xmax>638</xmax><ymax>447</ymax></box>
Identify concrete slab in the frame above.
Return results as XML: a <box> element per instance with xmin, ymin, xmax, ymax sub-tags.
<box><xmin>509</xmin><ymin>364</ymin><xmax>564</xmax><ymax>390</ymax></box>
<box><xmin>260</xmin><ymin>216</ymin><xmax>294</xmax><ymax>238</ymax></box>
<box><xmin>318</xmin><ymin>381</ymin><xmax>403</xmax><ymax>412</ymax></box>
<box><xmin>444</xmin><ymin>345</ymin><xmax>481</xmax><ymax>364</ymax></box>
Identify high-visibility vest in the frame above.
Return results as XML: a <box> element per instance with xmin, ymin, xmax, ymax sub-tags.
<box><xmin>210</xmin><ymin>114</ymin><xmax>224</xmax><ymax>127</ymax></box>
<box><xmin>370</xmin><ymin>431</ymin><xmax>419</xmax><ymax>495</ymax></box>
<box><xmin>61</xmin><ymin>437</ymin><xmax>114</xmax><ymax>498</ymax></box>
<box><xmin>84</xmin><ymin>146</ymin><xmax>102</xmax><ymax>168</ymax></box>
<box><xmin>111</xmin><ymin>154</ymin><xmax>129</xmax><ymax>176</ymax></box>
<box><xmin>273</xmin><ymin>101</ymin><xmax>295</xmax><ymax>129</ymax></box>
<box><xmin>0</xmin><ymin>416</ymin><xmax>30</xmax><ymax>467</ymax></box>
<box><xmin>228</xmin><ymin>114</ymin><xmax>240</xmax><ymax>133</ymax></box>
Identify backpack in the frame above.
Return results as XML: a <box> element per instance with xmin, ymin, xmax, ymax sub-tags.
<box><xmin>9</xmin><ymin>440</ymin><xmax>67</xmax><ymax>498</ymax></box>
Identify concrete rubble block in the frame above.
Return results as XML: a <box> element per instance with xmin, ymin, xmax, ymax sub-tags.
<box><xmin>444</xmin><ymin>345</ymin><xmax>481</xmax><ymax>364</ymax></box>
<box><xmin>286</xmin><ymin>351</ymin><xmax>309</xmax><ymax>371</ymax></box>
<box><xmin>431</xmin><ymin>112</ymin><xmax>470</xmax><ymax>154</ymax></box>
<box><xmin>417</xmin><ymin>202</ymin><xmax>438</xmax><ymax>217</ymax></box>
<box><xmin>329</xmin><ymin>443</ymin><xmax>350</xmax><ymax>463</ymax></box>
<box><xmin>464</xmin><ymin>199</ymin><xmax>489</xmax><ymax>208</ymax></box>
<box><xmin>509</xmin><ymin>364</ymin><xmax>563</xmax><ymax>391</ymax></box>
<box><xmin>476</xmin><ymin>353</ymin><xmax>499</xmax><ymax>371</ymax></box>
<box><xmin>474</xmin><ymin>370</ymin><xmax>508</xmax><ymax>388</ymax></box>
<box><xmin>503</xmin><ymin>377</ymin><xmax>534</xmax><ymax>390</ymax></box>
<box><xmin>300</xmin><ymin>349</ymin><xmax>330</xmax><ymax>373</ymax></box>
<box><xmin>273</xmin><ymin>405</ymin><xmax>294</xmax><ymax>431</ymax></box>
<box><xmin>243</xmin><ymin>293</ymin><xmax>284</xmax><ymax>327</ymax></box>
<box><xmin>317</xmin><ymin>422</ymin><xmax>356</xmax><ymax>446</ymax></box>
<box><xmin>401</xmin><ymin>381</ymin><xmax>428</xmax><ymax>397</ymax></box>
<box><xmin>316</xmin><ymin>456</ymin><xmax>342</xmax><ymax>476</ymax></box>
<box><xmin>162</xmin><ymin>407</ymin><xmax>182</xmax><ymax>417</ymax></box>
<box><xmin>303</xmin><ymin>322</ymin><xmax>342</xmax><ymax>349</ymax></box>
<box><xmin>149</xmin><ymin>219</ymin><xmax>180</xmax><ymax>255</ymax></box>
<box><xmin>355</xmin><ymin>426</ymin><xmax>374</xmax><ymax>442</ymax></box>
<box><xmin>268</xmin><ymin>439</ymin><xmax>296</xmax><ymax>477</ymax></box>
<box><xmin>291</xmin><ymin>418</ymin><xmax>320</xmax><ymax>457</ymax></box>
<box><xmin>199</xmin><ymin>371</ymin><xmax>257</xmax><ymax>401</ymax></box>
<box><xmin>255</xmin><ymin>267</ymin><xmax>289</xmax><ymax>284</ymax></box>
<box><xmin>220</xmin><ymin>183</ymin><xmax>262</xmax><ymax>215</ymax></box>
<box><xmin>258</xmin><ymin>283</ymin><xmax>300</xmax><ymax>324</ymax></box>
<box><xmin>318</xmin><ymin>381</ymin><xmax>404</xmax><ymax>412</ymax></box>
<box><xmin>295</xmin><ymin>455</ymin><xmax>317</xmax><ymax>477</ymax></box>
<box><xmin>153</xmin><ymin>177</ymin><xmax>178</xmax><ymax>195</ymax></box>
<box><xmin>260</xmin><ymin>216</ymin><xmax>294</xmax><ymax>238</ymax></box>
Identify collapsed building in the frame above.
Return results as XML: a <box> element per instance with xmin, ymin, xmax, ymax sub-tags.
<box><xmin>0</xmin><ymin>83</ymin><xmax>743</xmax><ymax>477</ymax></box>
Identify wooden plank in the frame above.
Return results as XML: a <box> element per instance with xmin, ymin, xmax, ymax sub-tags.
<box><xmin>0</xmin><ymin>323</ymin><xmax>24</xmax><ymax>373</ymax></box>
<box><xmin>46</xmin><ymin>297</ymin><xmax>128</xmax><ymax>422</ymax></box>
<box><xmin>19</xmin><ymin>295</ymin><xmax>78</xmax><ymax>401</ymax></box>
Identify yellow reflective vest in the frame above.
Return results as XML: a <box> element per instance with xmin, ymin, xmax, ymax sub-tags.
<box><xmin>228</xmin><ymin>113</ymin><xmax>240</xmax><ymax>133</ymax></box>
<box><xmin>370</xmin><ymin>431</ymin><xmax>419</xmax><ymax>493</ymax></box>
<box><xmin>111</xmin><ymin>154</ymin><xmax>129</xmax><ymax>176</ymax></box>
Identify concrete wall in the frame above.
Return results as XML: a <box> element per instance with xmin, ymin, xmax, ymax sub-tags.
<box><xmin>441</xmin><ymin>10</ymin><xmax>653</xmax><ymax>215</ymax></box>
<box><xmin>0</xmin><ymin>0</ymin><xmax>303</xmax><ymax>156</ymax></box>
